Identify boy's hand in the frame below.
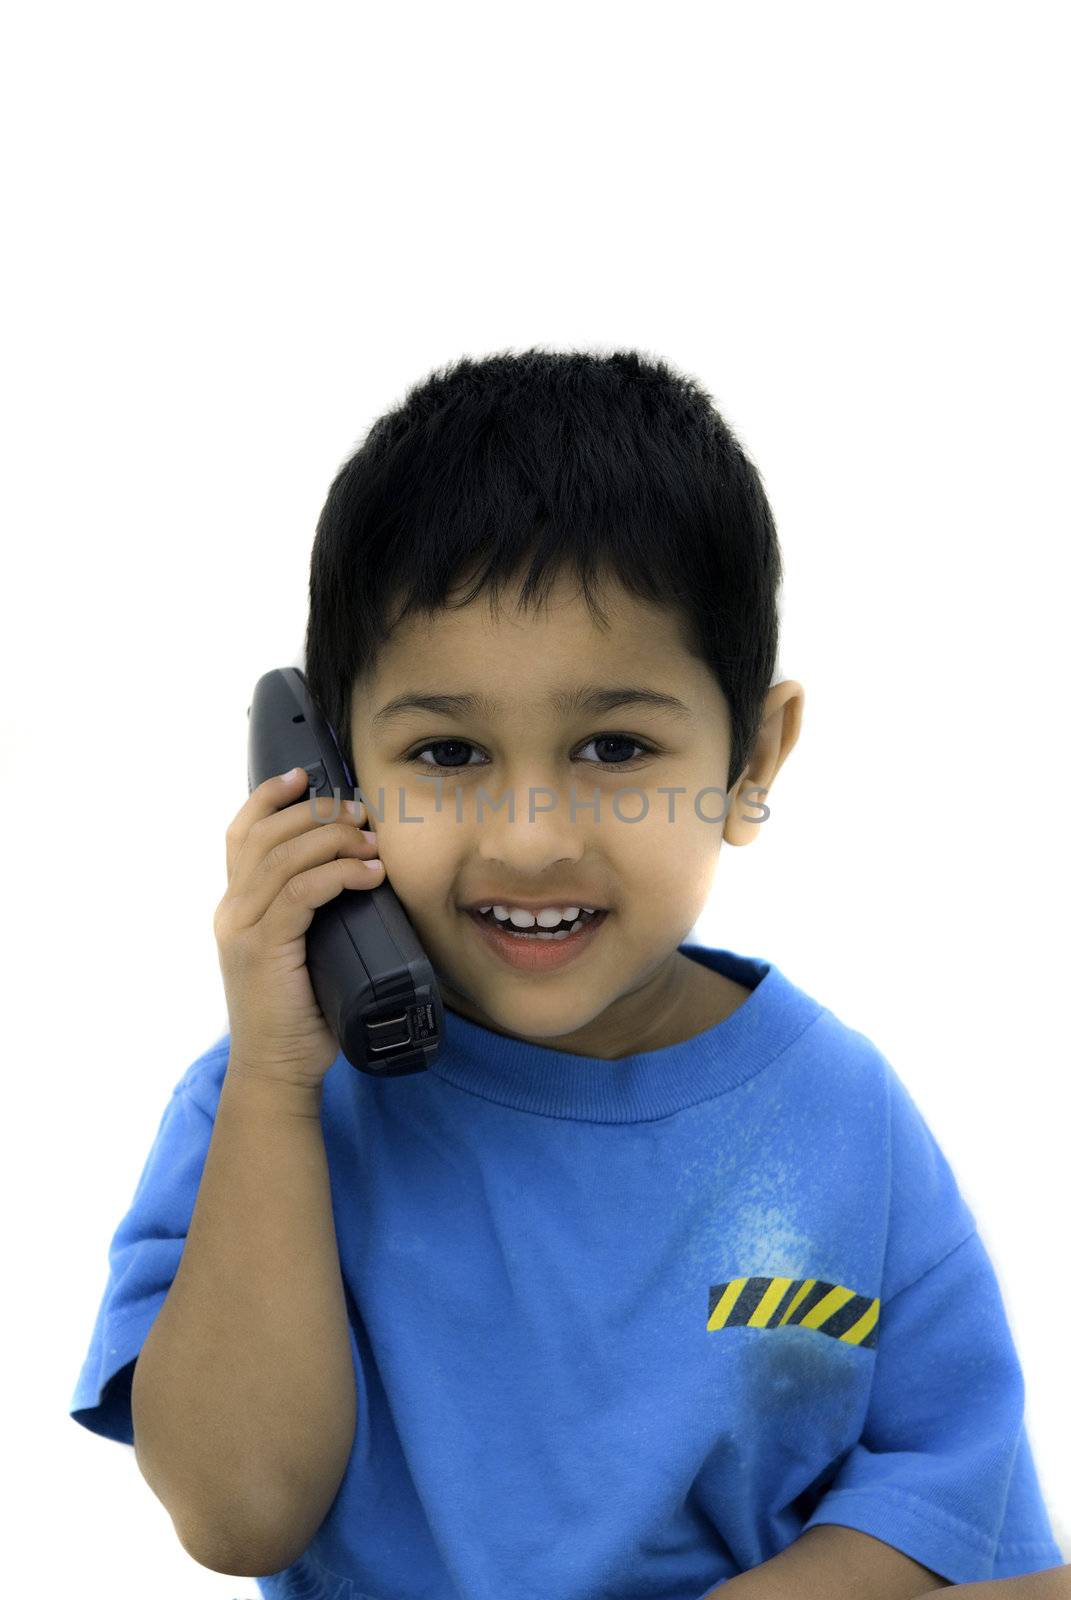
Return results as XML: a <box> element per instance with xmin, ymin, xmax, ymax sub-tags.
<box><xmin>213</xmin><ymin>767</ymin><xmax>384</xmax><ymax>1090</ymax></box>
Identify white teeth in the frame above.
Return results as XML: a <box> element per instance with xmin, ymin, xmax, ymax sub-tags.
<box><xmin>474</xmin><ymin>903</ymin><xmax>598</xmax><ymax>929</ymax></box>
<box><xmin>503</xmin><ymin>905</ymin><xmax>579</xmax><ymax>929</ymax></box>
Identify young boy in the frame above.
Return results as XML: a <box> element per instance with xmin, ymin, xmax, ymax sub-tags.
<box><xmin>69</xmin><ymin>350</ymin><xmax>1066</xmax><ymax>1598</ymax></box>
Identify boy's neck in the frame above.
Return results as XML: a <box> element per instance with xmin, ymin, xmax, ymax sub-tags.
<box><xmin>666</xmin><ymin>951</ymin><xmax>752</xmax><ymax>1045</ymax></box>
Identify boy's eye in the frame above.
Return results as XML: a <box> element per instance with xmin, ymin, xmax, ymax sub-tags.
<box><xmin>404</xmin><ymin>734</ymin><xmax>657</xmax><ymax>770</ymax></box>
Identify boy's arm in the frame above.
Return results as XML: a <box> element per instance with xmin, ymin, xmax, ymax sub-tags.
<box><xmin>703</xmin><ymin>1527</ymin><xmax>1070</xmax><ymax>1598</ymax></box>
<box><xmin>705</xmin><ymin>1524</ymin><xmax>948</xmax><ymax>1597</ymax></box>
<box><xmin>916</xmin><ymin>1575</ymin><xmax>1071</xmax><ymax>1597</ymax></box>
<box><xmin>131</xmin><ymin>1066</ymin><xmax>357</xmax><ymax>1575</ymax></box>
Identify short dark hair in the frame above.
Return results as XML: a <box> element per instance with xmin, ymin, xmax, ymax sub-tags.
<box><xmin>303</xmin><ymin>346</ymin><xmax>783</xmax><ymax>792</ymax></box>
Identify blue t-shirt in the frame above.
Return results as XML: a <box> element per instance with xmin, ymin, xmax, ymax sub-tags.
<box><xmin>69</xmin><ymin>944</ymin><xmax>1063</xmax><ymax>1597</ymax></box>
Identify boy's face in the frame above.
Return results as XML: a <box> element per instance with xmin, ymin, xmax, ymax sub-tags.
<box><xmin>349</xmin><ymin>568</ymin><xmax>799</xmax><ymax>1058</ymax></box>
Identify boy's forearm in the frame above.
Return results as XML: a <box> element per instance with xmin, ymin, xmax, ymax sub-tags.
<box><xmin>708</xmin><ymin>1525</ymin><xmax>1070</xmax><ymax>1599</ymax></box>
<box><xmin>130</xmin><ymin>1064</ymin><xmax>356</xmax><ymax>1574</ymax></box>
<box><xmin>709</xmin><ymin>1524</ymin><xmax>950</xmax><ymax>1597</ymax></box>
<box><xmin>918</xmin><ymin>1573</ymin><xmax>1071</xmax><ymax>1597</ymax></box>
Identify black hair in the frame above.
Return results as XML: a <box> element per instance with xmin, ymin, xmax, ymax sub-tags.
<box><xmin>303</xmin><ymin>346</ymin><xmax>783</xmax><ymax>792</ymax></box>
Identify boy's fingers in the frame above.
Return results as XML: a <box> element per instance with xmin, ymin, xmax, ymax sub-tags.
<box><xmin>225</xmin><ymin>768</ymin><xmax>310</xmax><ymax>881</ymax></box>
<box><xmin>225</xmin><ymin>769</ymin><xmax>366</xmax><ymax>882</ymax></box>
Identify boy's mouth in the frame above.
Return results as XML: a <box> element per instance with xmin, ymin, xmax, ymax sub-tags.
<box><xmin>463</xmin><ymin>906</ymin><xmax>610</xmax><ymax>971</ymax></box>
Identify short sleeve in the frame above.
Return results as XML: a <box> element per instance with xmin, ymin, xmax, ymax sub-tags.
<box><xmin>68</xmin><ymin>1043</ymin><xmax>227</xmax><ymax>1445</ymax></box>
<box><xmin>800</xmin><ymin>1060</ymin><xmax>1063</xmax><ymax>1583</ymax></box>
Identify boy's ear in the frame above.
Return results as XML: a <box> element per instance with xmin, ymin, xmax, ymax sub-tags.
<box><xmin>722</xmin><ymin>680</ymin><xmax>804</xmax><ymax>848</ymax></box>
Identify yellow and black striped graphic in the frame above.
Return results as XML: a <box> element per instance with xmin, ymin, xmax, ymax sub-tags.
<box><xmin>707</xmin><ymin>1276</ymin><xmax>879</xmax><ymax>1348</ymax></box>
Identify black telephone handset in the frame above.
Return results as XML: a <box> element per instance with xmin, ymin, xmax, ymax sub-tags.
<box><xmin>246</xmin><ymin>667</ymin><xmax>443</xmax><ymax>1077</ymax></box>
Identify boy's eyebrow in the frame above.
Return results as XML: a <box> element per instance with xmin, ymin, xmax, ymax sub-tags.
<box><xmin>370</xmin><ymin>684</ymin><xmax>696</xmax><ymax>730</ymax></box>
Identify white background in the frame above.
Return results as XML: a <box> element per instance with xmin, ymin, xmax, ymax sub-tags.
<box><xmin>4</xmin><ymin>2</ymin><xmax>1068</xmax><ymax>1594</ymax></box>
